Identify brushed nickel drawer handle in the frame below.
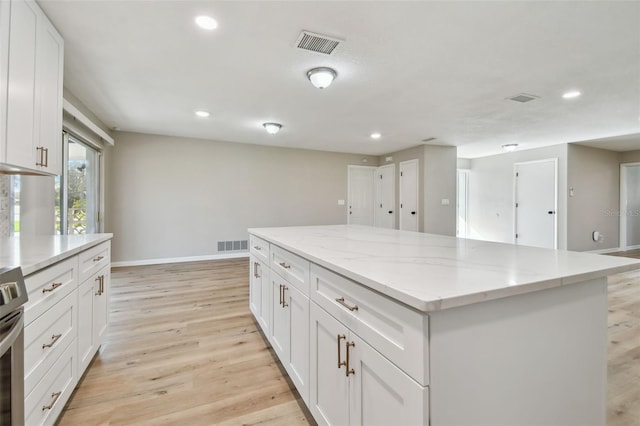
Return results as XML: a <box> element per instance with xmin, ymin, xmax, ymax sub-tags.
<box><xmin>42</xmin><ymin>282</ymin><xmax>62</xmax><ymax>293</ymax></box>
<box><xmin>335</xmin><ymin>297</ymin><xmax>358</xmax><ymax>311</ymax></box>
<box><xmin>279</xmin><ymin>262</ymin><xmax>291</xmax><ymax>269</ymax></box>
<box><xmin>93</xmin><ymin>255</ymin><xmax>104</xmax><ymax>262</ymax></box>
<box><xmin>95</xmin><ymin>275</ymin><xmax>105</xmax><ymax>296</ymax></box>
<box><xmin>282</xmin><ymin>285</ymin><xmax>288</xmax><ymax>307</ymax></box>
<box><xmin>42</xmin><ymin>391</ymin><xmax>62</xmax><ymax>411</ymax></box>
<box><xmin>42</xmin><ymin>333</ymin><xmax>62</xmax><ymax>349</ymax></box>
<box><xmin>337</xmin><ymin>334</ymin><xmax>346</xmax><ymax>369</ymax></box>
<box><xmin>253</xmin><ymin>246</ymin><xmax>262</xmax><ymax>251</ymax></box>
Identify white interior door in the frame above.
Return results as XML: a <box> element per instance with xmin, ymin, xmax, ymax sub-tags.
<box><xmin>348</xmin><ymin>166</ymin><xmax>375</xmax><ymax>225</ymax></box>
<box><xmin>399</xmin><ymin>159</ymin><xmax>419</xmax><ymax>232</ymax></box>
<box><xmin>620</xmin><ymin>163</ymin><xmax>640</xmax><ymax>249</ymax></box>
<box><xmin>374</xmin><ymin>164</ymin><xmax>395</xmax><ymax>229</ymax></box>
<box><xmin>515</xmin><ymin>159</ymin><xmax>557</xmax><ymax>249</ymax></box>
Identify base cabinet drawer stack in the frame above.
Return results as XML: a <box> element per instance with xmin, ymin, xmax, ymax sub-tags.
<box><xmin>23</xmin><ymin>239</ymin><xmax>111</xmax><ymax>426</ymax></box>
<box><xmin>248</xmin><ymin>235</ymin><xmax>427</xmax><ymax>425</ymax></box>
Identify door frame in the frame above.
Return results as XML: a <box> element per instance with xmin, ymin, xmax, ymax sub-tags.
<box><xmin>399</xmin><ymin>159</ymin><xmax>419</xmax><ymax>232</ymax></box>
<box><xmin>347</xmin><ymin>165</ymin><xmax>376</xmax><ymax>225</ymax></box>
<box><xmin>457</xmin><ymin>169</ymin><xmax>470</xmax><ymax>238</ymax></box>
<box><xmin>513</xmin><ymin>158</ymin><xmax>558</xmax><ymax>249</ymax></box>
<box><xmin>619</xmin><ymin>162</ymin><xmax>640</xmax><ymax>250</ymax></box>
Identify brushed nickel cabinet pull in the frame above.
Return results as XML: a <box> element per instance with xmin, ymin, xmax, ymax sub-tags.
<box><xmin>337</xmin><ymin>334</ymin><xmax>346</xmax><ymax>369</ymax></box>
<box><xmin>42</xmin><ymin>282</ymin><xmax>62</xmax><ymax>293</ymax></box>
<box><xmin>36</xmin><ymin>147</ymin><xmax>44</xmax><ymax>166</ymax></box>
<box><xmin>42</xmin><ymin>391</ymin><xmax>62</xmax><ymax>411</ymax></box>
<box><xmin>279</xmin><ymin>284</ymin><xmax>283</xmax><ymax>306</ymax></box>
<box><xmin>95</xmin><ymin>275</ymin><xmax>105</xmax><ymax>295</ymax></box>
<box><xmin>42</xmin><ymin>333</ymin><xmax>62</xmax><ymax>349</ymax></box>
<box><xmin>43</xmin><ymin>147</ymin><xmax>49</xmax><ymax>167</ymax></box>
<box><xmin>282</xmin><ymin>286</ymin><xmax>288</xmax><ymax>307</ymax></box>
<box><xmin>345</xmin><ymin>341</ymin><xmax>355</xmax><ymax>377</ymax></box>
<box><xmin>254</xmin><ymin>245</ymin><xmax>262</xmax><ymax>251</ymax></box>
<box><xmin>335</xmin><ymin>297</ymin><xmax>359</xmax><ymax>312</ymax></box>
<box><xmin>93</xmin><ymin>255</ymin><xmax>104</xmax><ymax>262</ymax></box>
<box><xmin>279</xmin><ymin>262</ymin><xmax>291</xmax><ymax>269</ymax></box>
<box><xmin>253</xmin><ymin>262</ymin><xmax>259</xmax><ymax>278</ymax></box>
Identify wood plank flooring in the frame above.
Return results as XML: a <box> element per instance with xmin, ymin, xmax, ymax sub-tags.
<box><xmin>58</xmin><ymin>257</ymin><xmax>640</xmax><ymax>425</ymax></box>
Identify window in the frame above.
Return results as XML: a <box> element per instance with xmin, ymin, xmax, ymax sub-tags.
<box><xmin>0</xmin><ymin>175</ymin><xmax>20</xmax><ymax>237</ymax></box>
<box><xmin>56</xmin><ymin>133</ymin><xmax>101</xmax><ymax>234</ymax></box>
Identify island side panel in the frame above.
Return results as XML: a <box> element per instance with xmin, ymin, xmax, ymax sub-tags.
<box><xmin>429</xmin><ymin>277</ymin><xmax>608</xmax><ymax>426</ymax></box>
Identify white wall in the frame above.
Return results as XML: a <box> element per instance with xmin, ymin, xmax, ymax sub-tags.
<box><xmin>467</xmin><ymin>144</ymin><xmax>568</xmax><ymax>249</ymax></box>
<box><xmin>424</xmin><ymin>145</ymin><xmax>457</xmax><ymax>236</ymax></box>
<box><xmin>105</xmin><ymin>132</ymin><xmax>379</xmax><ymax>263</ymax></box>
<box><xmin>567</xmin><ymin>144</ymin><xmax>621</xmax><ymax>251</ymax></box>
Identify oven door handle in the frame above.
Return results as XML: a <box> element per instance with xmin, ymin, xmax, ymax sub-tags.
<box><xmin>0</xmin><ymin>309</ymin><xmax>24</xmax><ymax>358</ymax></box>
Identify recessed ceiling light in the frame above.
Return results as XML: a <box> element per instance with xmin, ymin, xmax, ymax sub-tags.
<box><xmin>307</xmin><ymin>67</ymin><xmax>337</xmax><ymax>89</ymax></box>
<box><xmin>195</xmin><ymin>15</ymin><xmax>218</xmax><ymax>30</ymax></box>
<box><xmin>502</xmin><ymin>143</ymin><xmax>518</xmax><ymax>152</ymax></box>
<box><xmin>562</xmin><ymin>90</ymin><xmax>581</xmax><ymax>99</ymax></box>
<box><xmin>195</xmin><ymin>110</ymin><xmax>210</xmax><ymax>118</ymax></box>
<box><xmin>370</xmin><ymin>132</ymin><xmax>381</xmax><ymax>139</ymax></box>
<box><xmin>263</xmin><ymin>122</ymin><xmax>282</xmax><ymax>135</ymax></box>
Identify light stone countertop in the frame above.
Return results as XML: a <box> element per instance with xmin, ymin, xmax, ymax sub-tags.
<box><xmin>249</xmin><ymin>225</ymin><xmax>640</xmax><ymax>312</ymax></box>
<box><xmin>0</xmin><ymin>233</ymin><xmax>113</xmax><ymax>276</ymax></box>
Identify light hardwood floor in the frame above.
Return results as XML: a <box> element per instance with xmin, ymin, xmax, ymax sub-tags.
<box><xmin>58</xmin><ymin>257</ymin><xmax>640</xmax><ymax>425</ymax></box>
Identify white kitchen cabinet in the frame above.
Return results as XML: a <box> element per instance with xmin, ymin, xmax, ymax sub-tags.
<box><xmin>1</xmin><ymin>0</ymin><xmax>63</xmax><ymax>175</ymax></box>
<box><xmin>0</xmin><ymin>0</ymin><xmax>10</xmax><ymax>146</ymax></box>
<box><xmin>77</xmin><ymin>265</ymin><xmax>109</xmax><ymax>374</ymax></box>
<box><xmin>249</xmin><ymin>254</ymin><xmax>270</xmax><ymax>333</ymax></box>
<box><xmin>269</xmin><ymin>268</ymin><xmax>310</xmax><ymax>406</ymax></box>
<box><xmin>309</xmin><ymin>303</ymin><xmax>426</xmax><ymax>426</ymax></box>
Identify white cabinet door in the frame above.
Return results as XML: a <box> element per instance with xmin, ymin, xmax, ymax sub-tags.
<box><xmin>5</xmin><ymin>0</ymin><xmax>38</xmax><ymax>169</ymax></box>
<box><xmin>310</xmin><ymin>303</ymin><xmax>350</xmax><ymax>426</ymax></box>
<box><xmin>249</xmin><ymin>255</ymin><xmax>262</xmax><ymax>321</ymax></box>
<box><xmin>93</xmin><ymin>267</ymin><xmax>109</xmax><ymax>347</ymax></box>
<box><xmin>0</xmin><ymin>0</ymin><xmax>10</xmax><ymax>148</ymax></box>
<box><xmin>259</xmin><ymin>262</ymin><xmax>270</xmax><ymax>335</ymax></box>
<box><xmin>270</xmin><ymin>274</ymin><xmax>288</xmax><ymax>361</ymax></box>
<box><xmin>35</xmin><ymin>11</ymin><xmax>63</xmax><ymax>175</ymax></box>
<box><xmin>349</xmin><ymin>333</ymin><xmax>427</xmax><ymax>426</ymax></box>
<box><xmin>286</xmin><ymin>283</ymin><xmax>309</xmax><ymax>405</ymax></box>
<box><xmin>77</xmin><ymin>275</ymin><xmax>95</xmax><ymax>374</ymax></box>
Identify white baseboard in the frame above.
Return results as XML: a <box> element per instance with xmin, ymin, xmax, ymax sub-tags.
<box><xmin>588</xmin><ymin>247</ymin><xmax>622</xmax><ymax>254</ymax></box>
<box><xmin>623</xmin><ymin>244</ymin><xmax>640</xmax><ymax>251</ymax></box>
<box><xmin>112</xmin><ymin>252</ymin><xmax>249</xmax><ymax>267</ymax></box>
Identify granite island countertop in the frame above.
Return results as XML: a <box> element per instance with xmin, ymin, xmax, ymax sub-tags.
<box><xmin>0</xmin><ymin>233</ymin><xmax>113</xmax><ymax>275</ymax></box>
<box><xmin>249</xmin><ymin>225</ymin><xmax>640</xmax><ymax>312</ymax></box>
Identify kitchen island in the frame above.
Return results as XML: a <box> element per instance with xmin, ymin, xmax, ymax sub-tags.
<box><xmin>248</xmin><ymin>225</ymin><xmax>640</xmax><ymax>426</ymax></box>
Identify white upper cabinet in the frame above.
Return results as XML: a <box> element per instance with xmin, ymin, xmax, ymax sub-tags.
<box><xmin>1</xmin><ymin>0</ymin><xmax>63</xmax><ymax>175</ymax></box>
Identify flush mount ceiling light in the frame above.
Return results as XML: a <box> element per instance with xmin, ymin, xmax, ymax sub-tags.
<box><xmin>307</xmin><ymin>67</ymin><xmax>337</xmax><ymax>89</ymax></box>
<box><xmin>195</xmin><ymin>15</ymin><xmax>218</xmax><ymax>30</ymax></box>
<box><xmin>502</xmin><ymin>143</ymin><xmax>518</xmax><ymax>152</ymax></box>
<box><xmin>195</xmin><ymin>110</ymin><xmax>210</xmax><ymax>118</ymax></box>
<box><xmin>370</xmin><ymin>132</ymin><xmax>381</xmax><ymax>139</ymax></box>
<box><xmin>263</xmin><ymin>122</ymin><xmax>282</xmax><ymax>134</ymax></box>
<box><xmin>562</xmin><ymin>90</ymin><xmax>581</xmax><ymax>99</ymax></box>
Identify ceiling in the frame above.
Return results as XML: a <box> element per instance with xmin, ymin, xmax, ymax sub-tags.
<box><xmin>39</xmin><ymin>0</ymin><xmax>640</xmax><ymax>158</ymax></box>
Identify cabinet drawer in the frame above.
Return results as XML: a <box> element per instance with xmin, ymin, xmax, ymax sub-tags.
<box><xmin>24</xmin><ymin>289</ymin><xmax>77</xmax><ymax>396</ymax></box>
<box><xmin>78</xmin><ymin>241</ymin><xmax>110</xmax><ymax>283</ymax></box>
<box><xmin>271</xmin><ymin>245</ymin><xmax>309</xmax><ymax>295</ymax></box>
<box><xmin>25</xmin><ymin>339</ymin><xmax>77</xmax><ymax>426</ymax></box>
<box><xmin>310</xmin><ymin>264</ymin><xmax>429</xmax><ymax>386</ymax></box>
<box><xmin>24</xmin><ymin>256</ymin><xmax>77</xmax><ymax>326</ymax></box>
<box><xmin>250</xmin><ymin>235</ymin><xmax>270</xmax><ymax>264</ymax></box>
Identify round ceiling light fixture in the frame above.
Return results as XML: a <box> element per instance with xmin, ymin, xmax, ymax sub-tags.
<box><xmin>307</xmin><ymin>67</ymin><xmax>337</xmax><ymax>89</ymax></box>
<box><xmin>263</xmin><ymin>122</ymin><xmax>282</xmax><ymax>135</ymax></box>
<box><xmin>195</xmin><ymin>110</ymin><xmax>210</xmax><ymax>118</ymax></box>
<box><xmin>195</xmin><ymin>15</ymin><xmax>218</xmax><ymax>30</ymax></box>
<box><xmin>501</xmin><ymin>143</ymin><xmax>518</xmax><ymax>152</ymax></box>
<box><xmin>562</xmin><ymin>90</ymin><xmax>581</xmax><ymax>99</ymax></box>
<box><xmin>370</xmin><ymin>132</ymin><xmax>381</xmax><ymax>139</ymax></box>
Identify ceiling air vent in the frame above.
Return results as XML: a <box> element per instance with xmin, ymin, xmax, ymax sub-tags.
<box><xmin>421</xmin><ymin>137</ymin><xmax>437</xmax><ymax>143</ymax></box>
<box><xmin>507</xmin><ymin>93</ymin><xmax>539</xmax><ymax>103</ymax></box>
<box><xmin>295</xmin><ymin>30</ymin><xmax>342</xmax><ymax>55</ymax></box>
